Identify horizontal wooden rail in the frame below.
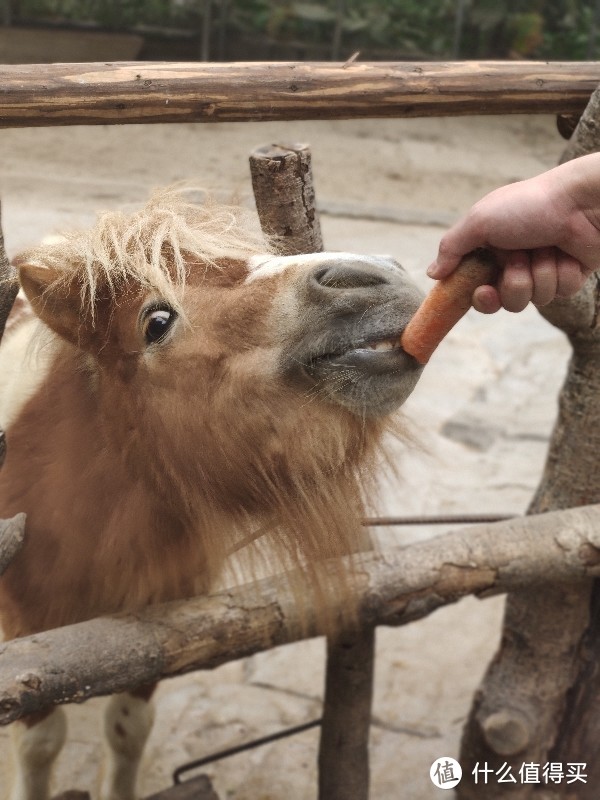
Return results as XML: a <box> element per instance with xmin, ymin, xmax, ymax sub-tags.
<box><xmin>0</xmin><ymin>61</ymin><xmax>599</xmax><ymax>127</ymax></box>
<box><xmin>1</xmin><ymin>504</ymin><xmax>600</xmax><ymax>724</ymax></box>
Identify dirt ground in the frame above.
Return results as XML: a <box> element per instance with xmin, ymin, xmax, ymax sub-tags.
<box><xmin>0</xmin><ymin>113</ymin><xmax>571</xmax><ymax>799</ymax></box>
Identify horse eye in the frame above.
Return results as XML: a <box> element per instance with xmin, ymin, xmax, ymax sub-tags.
<box><xmin>143</xmin><ymin>306</ymin><xmax>177</xmax><ymax>345</ymax></box>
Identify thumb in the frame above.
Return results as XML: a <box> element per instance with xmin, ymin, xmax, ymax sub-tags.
<box><xmin>428</xmin><ymin>227</ymin><xmax>485</xmax><ymax>279</ymax></box>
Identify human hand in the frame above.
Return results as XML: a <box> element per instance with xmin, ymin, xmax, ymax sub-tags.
<box><xmin>427</xmin><ymin>153</ymin><xmax>600</xmax><ymax>313</ymax></box>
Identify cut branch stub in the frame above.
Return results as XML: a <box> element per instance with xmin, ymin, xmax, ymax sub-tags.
<box><xmin>481</xmin><ymin>710</ymin><xmax>531</xmax><ymax>757</ymax></box>
<box><xmin>249</xmin><ymin>144</ymin><xmax>323</xmax><ymax>255</ymax></box>
<box><xmin>556</xmin><ymin>112</ymin><xmax>581</xmax><ymax>141</ymax></box>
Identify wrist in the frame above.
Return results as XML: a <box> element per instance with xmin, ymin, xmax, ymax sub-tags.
<box><xmin>553</xmin><ymin>152</ymin><xmax>600</xmax><ymax>210</ymax></box>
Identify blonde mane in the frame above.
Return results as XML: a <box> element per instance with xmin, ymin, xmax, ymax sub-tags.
<box><xmin>19</xmin><ymin>188</ymin><xmax>272</xmax><ymax>317</ymax></box>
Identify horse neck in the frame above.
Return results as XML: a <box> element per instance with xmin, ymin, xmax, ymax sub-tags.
<box><xmin>0</xmin><ymin>331</ymin><xmax>215</xmax><ymax>636</ymax></box>
<box><xmin>2</xmin><ymin>332</ymin><xmax>160</xmax><ymax>523</ymax></box>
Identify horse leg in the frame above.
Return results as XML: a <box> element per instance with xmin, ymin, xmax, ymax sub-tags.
<box><xmin>9</xmin><ymin>707</ymin><xmax>67</xmax><ymax>800</ymax></box>
<box><xmin>100</xmin><ymin>684</ymin><xmax>156</xmax><ymax>800</ymax></box>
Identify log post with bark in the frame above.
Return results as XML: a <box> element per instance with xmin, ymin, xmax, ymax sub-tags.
<box><xmin>0</xmin><ymin>199</ymin><xmax>19</xmax><ymax>472</ymax></box>
<box><xmin>249</xmin><ymin>144</ymin><xmax>323</xmax><ymax>255</ymax></box>
<box><xmin>535</xmin><ymin>89</ymin><xmax>600</xmax><ymax>799</ymax></box>
<box><xmin>0</xmin><ymin>202</ymin><xmax>18</xmax><ymax>346</ymax></box>
<box><xmin>458</xmin><ymin>86</ymin><xmax>600</xmax><ymax>799</ymax></box>
<box><xmin>249</xmin><ymin>142</ymin><xmax>374</xmax><ymax>800</ymax></box>
<box><xmin>0</xmin><ymin>200</ymin><xmax>26</xmax><ymax>574</ymax></box>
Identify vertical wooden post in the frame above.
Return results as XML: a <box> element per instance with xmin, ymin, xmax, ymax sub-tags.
<box><xmin>249</xmin><ymin>143</ymin><xmax>374</xmax><ymax>800</ymax></box>
<box><xmin>0</xmin><ymin>199</ymin><xmax>18</xmax><ymax>470</ymax></box>
<box><xmin>0</xmin><ymin>200</ymin><xmax>18</xmax><ymax>345</ymax></box>
<box><xmin>531</xmin><ymin>87</ymin><xmax>600</xmax><ymax>798</ymax></box>
<box><xmin>249</xmin><ymin>143</ymin><xmax>323</xmax><ymax>254</ymax></box>
<box><xmin>318</xmin><ymin>628</ymin><xmax>375</xmax><ymax>800</ymax></box>
<box><xmin>458</xmin><ymin>87</ymin><xmax>600</xmax><ymax>799</ymax></box>
<box><xmin>0</xmin><ymin>199</ymin><xmax>26</xmax><ymax>570</ymax></box>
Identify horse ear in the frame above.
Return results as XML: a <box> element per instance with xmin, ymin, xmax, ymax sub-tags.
<box><xmin>18</xmin><ymin>261</ymin><xmax>96</xmax><ymax>349</ymax></box>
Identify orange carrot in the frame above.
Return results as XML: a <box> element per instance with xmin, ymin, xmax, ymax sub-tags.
<box><xmin>400</xmin><ymin>249</ymin><xmax>499</xmax><ymax>365</ymax></box>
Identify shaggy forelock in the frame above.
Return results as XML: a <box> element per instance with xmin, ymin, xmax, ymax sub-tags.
<box><xmin>21</xmin><ymin>188</ymin><xmax>272</xmax><ymax>318</ymax></box>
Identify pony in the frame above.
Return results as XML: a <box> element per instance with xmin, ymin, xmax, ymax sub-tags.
<box><xmin>0</xmin><ymin>189</ymin><xmax>424</xmax><ymax>800</ymax></box>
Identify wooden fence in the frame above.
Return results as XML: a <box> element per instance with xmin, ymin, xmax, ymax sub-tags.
<box><xmin>0</xmin><ymin>61</ymin><xmax>599</xmax><ymax>126</ymax></box>
<box><xmin>0</xmin><ymin>60</ymin><xmax>599</xmax><ymax>800</ymax></box>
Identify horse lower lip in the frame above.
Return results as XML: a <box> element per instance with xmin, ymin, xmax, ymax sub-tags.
<box><xmin>311</xmin><ymin>343</ymin><xmax>419</xmax><ymax>376</ymax></box>
<box><xmin>317</xmin><ymin>333</ymin><xmax>404</xmax><ymax>362</ymax></box>
<box><xmin>328</xmin><ymin>334</ymin><xmax>405</xmax><ymax>361</ymax></box>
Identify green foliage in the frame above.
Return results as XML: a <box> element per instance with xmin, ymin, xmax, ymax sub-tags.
<box><xmin>13</xmin><ymin>0</ymin><xmax>200</xmax><ymax>29</ymax></box>
<box><xmin>537</xmin><ymin>1</ymin><xmax>597</xmax><ymax>59</ymax></box>
<box><xmin>9</xmin><ymin>0</ymin><xmax>600</xmax><ymax>59</ymax></box>
<box><xmin>229</xmin><ymin>0</ymin><xmax>600</xmax><ymax>59</ymax></box>
<box><xmin>229</xmin><ymin>0</ymin><xmax>458</xmax><ymax>54</ymax></box>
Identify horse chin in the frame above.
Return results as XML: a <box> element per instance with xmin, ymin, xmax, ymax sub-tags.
<box><xmin>304</xmin><ymin>338</ymin><xmax>424</xmax><ymax>417</ymax></box>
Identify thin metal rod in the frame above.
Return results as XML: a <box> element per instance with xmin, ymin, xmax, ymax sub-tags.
<box><xmin>364</xmin><ymin>513</ymin><xmax>517</xmax><ymax>527</ymax></box>
<box><xmin>173</xmin><ymin>718</ymin><xmax>322</xmax><ymax>784</ymax></box>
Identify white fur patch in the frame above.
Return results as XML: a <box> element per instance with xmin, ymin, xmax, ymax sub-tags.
<box><xmin>0</xmin><ymin>315</ymin><xmax>56</xmax><ymax>432</ymax></box>
<box><xmin>101</xmin><ymin>693</ymin><xmax>155</xmax><ymax>800</ymax></box>
<box><xmin>9</xmin><ymin>707</ymin><xmax>67</xmax><ymax>800</ymax></box>
<box><xmin>246</xmin><ymin>252</ymin><xmax>405</xmax><ymax>283</ymax></box>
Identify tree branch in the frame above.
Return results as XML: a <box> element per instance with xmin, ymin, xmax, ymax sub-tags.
<box><xmin>1</xmin><ymin>506</ymin><xmax>600</xmax><ymax>725</ymax></box>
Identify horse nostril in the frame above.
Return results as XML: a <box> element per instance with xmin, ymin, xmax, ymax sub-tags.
<box><xmin>312</xmin><ymin>263</ymin><xmax>390</xmax><ymax>290</ymax></box>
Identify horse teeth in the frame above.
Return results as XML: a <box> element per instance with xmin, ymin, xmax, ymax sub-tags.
<box><xmin>369</xmin><ymin>338</ymin><xmax>398</xmax><ymax>351</ymax></box>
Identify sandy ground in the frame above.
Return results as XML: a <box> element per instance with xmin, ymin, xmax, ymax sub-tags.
<box><xmin>0</xmin><ymin>113</ymin><xmax>571</xmax><ymax>799</ymax></box>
